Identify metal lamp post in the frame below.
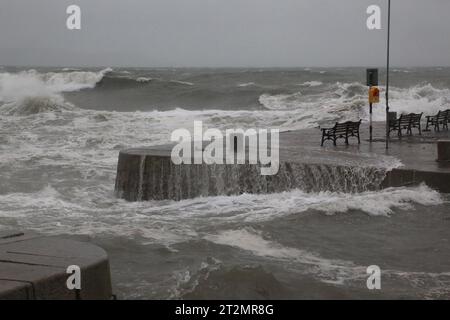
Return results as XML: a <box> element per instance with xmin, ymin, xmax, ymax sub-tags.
<box><xmin>385</xmin><ymin>0</ymin><xmax>391</xmax><ymax>150</ymax></box>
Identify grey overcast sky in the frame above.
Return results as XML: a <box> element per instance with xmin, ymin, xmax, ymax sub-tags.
<box><xmin>1</xmin><ymin>0</ymin><xmax>450</xmax><ymax>67</ymax></box>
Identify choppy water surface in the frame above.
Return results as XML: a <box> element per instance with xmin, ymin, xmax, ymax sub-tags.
<box><xmin>0</xmin><ymin>67</ymin><xmax>449</xmax><ymax>299</ymax></box>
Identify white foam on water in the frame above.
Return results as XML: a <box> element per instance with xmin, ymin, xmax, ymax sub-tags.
<box><xmin>1</xmin><ymin>69</ymin><xmax>450</xmax><ymax>299</ymax></box>
<box><xmin>169</xmin><ymin>80</ymin><xmax>194</xmax><ymax>86</ymax></box>
<box><xmin>204</xmin><ymin>228</ymin><xmax>364</xmax><ymax>284</ymax></box>
<box><xmin>0</xmin><ymin>182</ymin><xmax>442</xmax><ymax>244</ymax></box>
<box><xmin>137</xmin><ymin>155</ymin><xmax>146</xmax><ymax>201</ymax></box>
<box><xmin>393</xmin><ymin>69</ymin><xmax>411</xmax><ymax>73</ymax></box>
<box><xmin>136</xmin><ymin>77</ymin><xmax>152</xmax><ymax>83</ymax></box>
<box><xmin>0</xmin><ymin>103</ymin><xmax>339</xmax><ymax>164</ymax></box>
<box><xmin>2</xmin><ymin>68</ymin><xmax>449</xmax><ymax>130</ymax></box>
<box><xmin>237</xmin><ymin>82</ymin><xmax>256</xmax><ymax>87</ymax></box>
<box><xmin>298</xmin><ymin>81</ymin><xmax>323</xmax><ymax>87</ymax></box>
<box><xmin>0</xmin><ymin>68</ymin><xmax>111</xmax><ymax>97</ymax></box>
<box><xmin>61</xmin><ymin>68</ymin><xmax>81</xmax><ymax>72</ymax></box>
<box><xmin>259</xmin><ymin>81</ymin><xmax>450</xmax><ymax>125</ymax></box>
<box><xmin>159</xmin><ymin>184</ymin><xmax>442</xmax><ymax>223</ymax></box>
<box><xmin>2</xmin><ymin>69</ymin><xmax>449</xmax><ymax>135</ymax></box>
<box><xmin>0</xmin><ymin>68</ymin><xmax>112</xmax><ymax>115</ymax></box>
<box><xmin>309</xmin><ymin>184</ymin><xmax>442</xmax><ymax>217</ymax></box>
<box><xmin>41</xmin><ymin>68</ymin><xmax>112</xmax><ymax>92</ymax></box>
<box><xmin>169</xmin><ymin>257</ymin><xmax>223</xmax><ymax>299</ymax></box>
<box><xmin>204</xmin><ymin>227</ymin><xmax>450</xmax><ymax>291</ymax></box>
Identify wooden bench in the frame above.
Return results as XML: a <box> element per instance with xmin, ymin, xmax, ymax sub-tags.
<box><xmin>425</xmin><ymin>109</ymin><xmax>450</xmax><ymax>131</ymax></box>
<box><xmin>388</xmin><ymin>112</ymin><xmax>423</xmax><ymax>137</ymax></box>
<box><xmin>321</xmin><ymin>120</ymin><xmax>361</xmax><ymax>146</ymax></box>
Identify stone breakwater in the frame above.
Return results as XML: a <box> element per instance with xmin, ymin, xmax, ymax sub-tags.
<box><xmin>115</xmin><ymin>124</ymin><xmax>450</xmax><ymax>201</ymax></box>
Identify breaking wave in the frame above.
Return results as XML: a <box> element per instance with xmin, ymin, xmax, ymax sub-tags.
<box><xmin>40</xmin><ymin>67</ymin><xmax>112</xmax><ymax>92</ymax></box>
<box><xmin>0</xmin><ymin>68</ymin><xmax>111</xmax><ymax>95</ymax></box>
<box><xmin>204</xmin><ymin>228</ymin><xmax>363</xmax><ymax>285</ymax></box>
<box><xmin>0</xmin><ymin>68</ymin><xmax>112</xmax><ymax>115</ymax></box>
<box><xmin>2</xmin><ymin>67</ymin><xmax>449</xmax><ymax>128</ymax></box>
<box><xmin>0</xmin><ymin>96</ymin><xmax>75</xmax><ymax>116</ymax></box>
<box><xmin>1</xmin><ymin>67</ymin><xmax>449</xmax><ymax>300</ymax></box>
<box><xmin>259</xmin><ymin>82</ymin><xmax>450</xmax><ymax>124</ymax></box>
<box><xmin>0</xmin><ymin>183</ymin><xmax>442</xmax><ymax>241</ymax></box>
<box><xmin>201</xmin><ymin>227</ymin><xmax>450</xmax><ymax>293</ymax></box>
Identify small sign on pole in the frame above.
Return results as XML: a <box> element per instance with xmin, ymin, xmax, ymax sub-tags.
<box><xmin>366</xmin><ymin>68</ymin><xmax>379</xmax><ymax>87</ymax></box>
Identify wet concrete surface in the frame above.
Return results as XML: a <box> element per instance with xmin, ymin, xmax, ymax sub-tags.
<box><xmin>286</xmin><ymin>121</ymin><xmax>450</xmax><ymax>173</ymax></box>
<box><xmin>0</xmin><ymin>230</ymin><xmax>113</xmax><ymax>299</ymax></box>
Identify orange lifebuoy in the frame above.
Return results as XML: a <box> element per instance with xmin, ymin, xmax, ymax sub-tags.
<box><xmin>369</xmin><ymin>86</ymin><xmax>380</xmax><ymax>103</ymax></box>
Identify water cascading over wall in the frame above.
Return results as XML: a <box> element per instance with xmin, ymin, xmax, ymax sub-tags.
<box><xmin>115</xmin><ymin>150</ymin><xmax>388</xmax><ymax>201</ymax></box>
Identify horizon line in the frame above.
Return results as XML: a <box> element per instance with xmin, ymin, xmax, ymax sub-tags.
<box><xmin>2</xmin><ymin>64</ymin><xmax>450</xmax><ymax>69</ymax></box>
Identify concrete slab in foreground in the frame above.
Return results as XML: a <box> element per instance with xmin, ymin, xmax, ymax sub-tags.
<box><xmin>0</xmin><ymin>230</ymin><xmax>112</xmax><ymax>300</ymax></box>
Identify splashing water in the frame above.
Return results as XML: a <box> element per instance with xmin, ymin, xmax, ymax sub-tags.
<box><xmin>1</xmin><ymin>67</ymin><xmax>450</xmax><ymax>299</ymax></box>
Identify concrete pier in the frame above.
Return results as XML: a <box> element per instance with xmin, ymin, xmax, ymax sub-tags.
<box><xmin>115</xmin><ymin>122</ymin><xmax>450</xmax><ymax>201</ymax></box>
<box><xmin>0</xmin><ymin>230</ymin><xmax>112</xmax><ymax>300</ymax></box>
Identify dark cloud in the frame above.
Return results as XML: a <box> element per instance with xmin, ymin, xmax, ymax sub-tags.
<box><xmin>0</xmin><ymin>0</ymin><xmax>449</xmax><ymax>67</ymax></box>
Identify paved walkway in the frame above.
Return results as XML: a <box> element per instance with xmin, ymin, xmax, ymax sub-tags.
<box><xmin>281</xmin><ymin>121</ymin><xmax>450</xmax><ymax>173</ymax></box>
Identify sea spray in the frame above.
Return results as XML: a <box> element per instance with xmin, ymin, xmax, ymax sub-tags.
<box><xmin>1</xmin><ymin>67</ymin><xmax>450</xmax><ymax>299</ymax></box>
<box><xmin>116</xmin><ymin>150</ymin><xmax>399</xmax><ymax>201</ymax></box>
<box><xmin>137</xmin><ymin>155</ymin><xmax>146</xmax><ymax>201</ymax></box>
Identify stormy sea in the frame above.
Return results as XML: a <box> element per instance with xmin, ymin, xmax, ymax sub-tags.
<box><xmin>0</xmin><ymin>66</ymin><xmax>449</xmax><ymax>299</ymax></box>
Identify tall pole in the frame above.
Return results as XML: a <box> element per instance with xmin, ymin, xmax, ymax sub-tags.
<box><xmin>385</xmin><ymin>0</ymin><xmax>391</xmax><ymax>150</ymax></box>
<box><xmin>370</xmin><ymin>101</ymin><xmax>373</xmax><ymax>142</ymax></box>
